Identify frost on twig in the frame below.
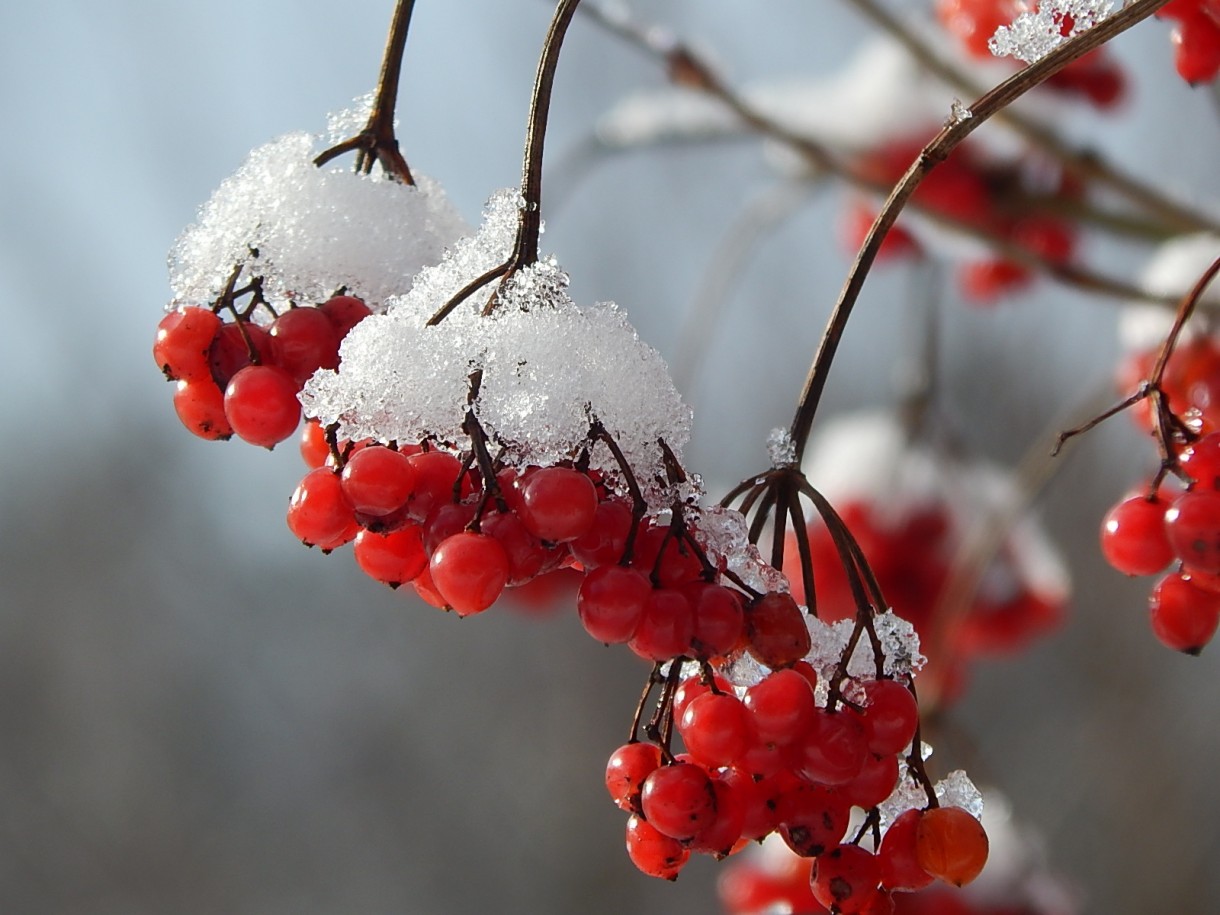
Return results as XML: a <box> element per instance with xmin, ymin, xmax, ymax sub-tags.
<box><xmin>989</xmin><ymin>0</ymin><xmax>1115</xmax><ymax>64</ymax></box>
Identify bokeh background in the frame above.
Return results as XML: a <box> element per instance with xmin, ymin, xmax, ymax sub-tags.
<box><xmin>1</xmin><ymin>1</ymin><xmax>1218</xmax><ymax>912</ymax></box>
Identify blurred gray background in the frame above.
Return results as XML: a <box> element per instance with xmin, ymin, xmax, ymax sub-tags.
<box><xmin>1</xmin><ymin>2</ymin><xmax>1218</xmax><ymax>913</ymax></box>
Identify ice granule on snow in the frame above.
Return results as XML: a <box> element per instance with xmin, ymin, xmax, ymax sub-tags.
<box><xmin>301</xmin><ymin>188</ymin><xmax>692</xmax><ymax>506</ymax></box>
<box><xmin>989</xmin><ymin>1</ymin><xmax>1114</xmax><ymax>64</ymax></box>
<box><xmin>767</xmin><ymin>427</ymin><xmax>797</xmax><ymax>467</ymax></box>
<box><xmin>878</xmin><ymin>768</ymin><xmax>934</xmax><ymax>829</ymax></box>
<box><xmin>936</xmin><ymin>769</ymin><xmax>985</xmax><ymax>820</ymax></box>
<box><xmin>169</xmin><ymin>97</ymin><xmax>468</xmax><ymax>315</ymax></box>
<box><xmin>695</xmin><ymin>505</ymin><xmax>789</xmax><ymax>595</ymax></box>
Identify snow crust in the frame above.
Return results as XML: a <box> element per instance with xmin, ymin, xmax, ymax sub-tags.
<box><xmin>989</xmin><ymin>0</ymin><xmax>1115</xmax><ymax>64</ymax></box>
<box><xmin>300</xmin><ymin>189</ymin><xmax>692</xmax><ymax>506</ymax></box>
<box><xmin>169</xmin><ymin>97</ymin><xmax>468</xmax><ymax>315</ymax></box>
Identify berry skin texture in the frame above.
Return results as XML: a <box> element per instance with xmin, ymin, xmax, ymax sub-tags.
<box><xmin>1100</xmin><ymin>494</ymin><xmax>1175</xmax><ymax>576</ymax></box>
<box><xmin>287</xmin><ymin>469</ymin><xmax>359</xmax><ymax>551</ymax></box>
<box><xmin>517</xmin><ymin>466</ymin><xmax>599</xmax><ymax>543</ymax></box>
<box><xmin>223</xmin><ymin>364</ymin><xmax>302</xmax><ymax>448</ymax></box>
<box><xmin>353</xmin><ymin>526</ymin><xmax>427</xmax><ymax>587</ymax></box>
<box><xmin>605</xmin><ymin>742</ymin><xmax>662</xmax><ymax>812</ymax></box>
<box><xmin>625</xmin><ymin>814</ymin><xmax>689</xmax><ymax>880</ymax></box>
<box><xmin>1149</xmin><ymin>572</ymin><xmax>1220</xmax><ymax>654</ymax></box>
<box><xmin>878</xmin><ymin>808</ymin><xmax>936</xmax><ymax>891</ymax></box>
<box><xmin>810</xmin><ymin>844</ymin><xmax>882</xmax><ymax>914</ymax></box>
<box><xmin>154</xmin><ymin>306</ymin><xmax>221</xmax><ymax>381</ymax></box>
<box><xmin>915</xmin><ymin>805</ymin><xmax>989</xmax><ymax>888</ymax></box>
<box><xmin>270</xmin><ymin>306</ymin><xmax>340</xmax><ymax>384</ymax></box>
<box><xmin>428</xmin><ymin>531</ymin><xmax>511</xmax><ymax>617</ymax></box>
<box><xmin>861</xmin><ymin>679</ymin><xmax>920</xmax><ymax>756</ymax></box>
<box><xmin>340</xmin><ymin>445</ymin><xmax>418</xmax><ymax>518</ymax></box>
<box><xmin>173</xmin><ymin>378</ymin><xmax>233</xmax><ymax>440</ymax></box>
<box><xmin>678</xmin><ymin>691</ymin><xmax>756</xmax><ymax>768</ymax></box>
<box><xmin>577</xmin><ymin>564</ymin><xmax>651</xmax><ymax>643</ymax></box>
<box><xmin>639</xmin><ymin>762</ymin><xmax>718</xmax><ymax>841</ymax></box>
<box><xmin>1165</xmin><ymin>489</ymin><xmax>1220</xmax><ymax>573</ymax></box>
<box><xmin>745</xmin><ymin>592</ymin><xmax>812</xmax><ymax>669</ymax></box>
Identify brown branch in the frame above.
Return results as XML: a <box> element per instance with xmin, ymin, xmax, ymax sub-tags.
<box><xmin>788</xmin><ymin>0</ymin><xmax>1176</xmax><ymax>462</ymax></box>
<box><xmin>840</xmin><ymin>0</ymin><xmax>1220</xmax><ymax>236</ymax></box>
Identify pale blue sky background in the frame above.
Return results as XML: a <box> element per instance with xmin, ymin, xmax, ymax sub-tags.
<box><xmin>0</xmin><ymin>3</ymin><xmax>1218</xmax><ymax>913</ymax></box>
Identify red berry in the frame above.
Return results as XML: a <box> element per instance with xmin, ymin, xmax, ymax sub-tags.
<box><xmin>625</xmin><ymin>814</ymin><xmax>689</xmax><ymax>880</ymax></box>
<box><xmin>878</xmin><ymin>807</ymin><xmax>936</xmax><ymax>891</ymax></box>
<box><xmin>428</xmin><ymin>531</ymin><xmax>510</xmax><ymax>617</ymax></box>
<box><xmin>678</xmin><ymin>691</ymin><xmax>756</xmax><ymax>768</ymax></box>
<box><xmin>318</xmin><ymin>294</ymin><xmax>372</xmax><ymax>339</ymax></box>
<box><xmin>811</xmin><ymin>844</ymin><xmax>882</xmax><ymax>914</ymax></box>
<box><xmin>639</xmin><ymin>762</ymin><xmax>717</xmax><ymax>840</ymax></box>
<box><xmin>287</xmin><ymin>469</ymin><xmax>359</xmax><ymax>551</ymax></box>
<box><xmin>172</xmin><ymin>378</ymin><xmax>232</xmax><ymax>440</ymax></box>
<box><xmin>208</xmin><ymin>321</ymin><xmax>274</xmax><ymax>389</ymax></box>
<box><xmin>154</xmin><ymin>306</ymin><xmax>221</xmax><ymax>381</ymax></box>
<box><xmin>797</xmin><ymin>708</ymin><xmax>869</xmax><ymax>786</ymax></box>
<box><xmin>404</xmin><ymin>450</ymin><xmax>469</xmax><ymax>521</ymax></box>
<box><xmin>1101</xmin><ymin>494</ymin><xmax>1175</xmax><ymax>576</ymax></box>
<box><xmin>577</xmin><ymin>564</ymin><xmax>651</xmax><ymax>643</ymax></box>
<box><xmin>517</xmin><ymin>466</ymin><xmax>599</xmax><ymax>543</ymax></box>
<box><xmin>915</xmin><ymin>806</ymin><xmax>989</xmax><ymax>887</ymax></box>
<box><xmin>224</xmin><ymin>364</ymin><xmax>302</xmax><ymax>448</ymax></box>
<box><xmin>685</xmin><ymin>582</ymin><xmax>746</xmax><ymax>659</ymax></box>
<box><xmin>605</xmin><ymin>742</ymin><xmax>662</xmax><ymax>812</ymax></box>
<box><xmin>570</xmin><ymin>498</ymin><xmax>634</xmax><ymax>569</ymax></box>
<box><xmin>776</xmin><ymin>781</ymin><xmax>851</xmax><ymax>857</ymax></box>
<box><xmin>1165</xmin><ymin>489</ymin><xmax>1220</xmax><ymax>572</ymax></box>
<box><xmin>270</xmin><ymin>306</ymin><xmax>340</xmax><ymax>384</ymax></box>
<box><xmin>861</xmin><ymin>679</ymin><xmax>920</xmax><ymax>756</ymax></box>
<box><xmin>629</xmin><ymin>587</ymin><xmax>696</xmax><ymax>661</ymax></box>
<box><xmin>299</xmin><ymin>420</ymin><xmax>331</xmax><ymax>468</ymax></box>
<box><xmin>745</xmin><ymin>668</ymin><xmax>817</xmax><ymax>746</ymax></box>
<box><xmin>1149</xmin><ymin>571</ymin><xmax>1220</xmax><ymax>653</ymax></box>
<box><xmin>745</xmin><ymin>592</ymin><xmax>812</xmax><ymax>669</ymax></box>
<box><xmin>341</xmin><ymin>445</ymin><xmax>418</xmax><ymax>518</ymax></box>
<box><xmin>688</xmin><ymin>773</ymin><xmax>748</xmax><ymax>857</ymax></box>
<box><xmin>353</xmin><ymin>525</ymin><xmax>427</xmax><ymax>586</ymax></box>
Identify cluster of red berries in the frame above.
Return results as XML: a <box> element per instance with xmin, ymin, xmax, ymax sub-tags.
<box><xmin>289</xmin><ymin>422</ymin><xmax>817</xmax><ymax>664</ymax></box>
<box><xmin>935</xmin><ymin>0</ymin><xmax>1127</xmax><ymax>106</ymax></box>
<box><xmin>1159</xmin><ymin>0</ymin><xmax>1220</xmax><ymax>84</ymax></box>
<box><xmin>784</xmin><ymin>501</ymin><xmax>1063</xmax><ymax>705</ymax></box>
<box><xmin>719</xmin><ymin>837</ymin><xmax>1023</xmax><ymax>915</ymax></box>
<box><xmin>1100</xmin><ymin>432</ymin><xmax>1220</xmax><ymax>653</ymax></box>
<box><xmin>153</xmin><ymin>294</ymin><xmax>372</xmax><ymax>448</ymax></box>
<box><xmin>843</xmin><ymin>136</ymin><xmax>1080</xmax><ymax>304</ymax></box>
<box><xmin>605</xmin><ymin>667</ymin><xmax>987</xmax><ymax>909</ymax></box>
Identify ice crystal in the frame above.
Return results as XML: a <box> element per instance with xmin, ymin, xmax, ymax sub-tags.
<box><xmin>936</xmin><ymin>769</ymin><xmax>985</xmax><ymax>821</ymax></box>
<box><xmin>766</xmin><ymin>427</ymin><xmax>797</xmax><ymax>467</ymax></box>
<box><xmin>989</xmin><ymin>0</ymin><xmax>1114</xmax><ymax>64</ymax></box>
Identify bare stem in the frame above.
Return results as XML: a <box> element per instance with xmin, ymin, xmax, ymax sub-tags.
<box><xmin>788</xmin><ymin>0</ymin><xmax>1175</xmax><ymax>462</ymax></box>
<box><xmin>314</xmin><ymin>0</ymin><xmax>416</xmax><ymax>184</ymax></box>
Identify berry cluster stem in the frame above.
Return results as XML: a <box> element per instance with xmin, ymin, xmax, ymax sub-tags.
<box><xmin>314</xmin><ymin>0</ymin><xmax>416</xmax><ymax>183</ymax></box>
